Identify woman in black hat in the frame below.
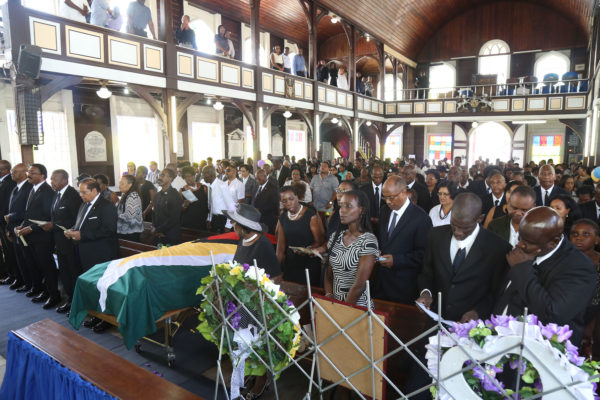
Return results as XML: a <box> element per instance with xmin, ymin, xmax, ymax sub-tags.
<box><xmin>225</xmin><ymin>204</ymin><xmax>282</xmax><ymax>282</ymax></box>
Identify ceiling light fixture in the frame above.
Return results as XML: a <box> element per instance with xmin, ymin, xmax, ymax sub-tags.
<box><xmin>331</xmin><ymin>117</ymin><xmax>339</xmax><ymax>124</ymax></box>
<box><xmin>96</xmin><ymin>84</ymin><xmax>112</xmax><ymax>99</ymax></box>
<box><xmin>366</xmin><ymin>121</ymin><xmax>372</xmax><ymax>126</ymax></box>
<box><xmin>123</xmin><ymin>86</ymin><xmax>129</xmax><ymax>95</ymax></box>
<box><xmin>213</xmin><ymin>101</ymin><xmax>224</xmax><ymax>111</ymax></box>
<box><xmin>365</xmin><ymin>34</ymin><xmax>371</xmax><ymax>42</ymax></box>
<box><xmin>331</xmin><ymin>15</ymin><xmax>339</xmax><ymax>23</ymax></box>
<box><xmin>206</xmin><ymin>98</ymin><xmax>213</xmax><ymax>105</ymax></box>
<box><xmin>337</xmin><ymin>121</ymin><xmax>342</xmax><ymax>126</ymax></box>
<box><xmin>511</xmin><ymin>120</ymin><xmax>547</xmax><ymax>124</ymax></box>
<box><xmin>283</xmin><ymin>110</ymin><xmax>292</xmax><ymax>119</ymax></box>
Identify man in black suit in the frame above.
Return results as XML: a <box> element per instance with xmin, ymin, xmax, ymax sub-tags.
<box><xmin>418</xmin><ymin>192</ymin><xmax>512</xmax><ymax>322</ymax></box>
<box><xmin>375</xmin><ymin>175</ymin><xmax>432</xmax><ymax>304</ymax></box>
<box><xmin>240</xmin><ymin>164</ymin><xmax>257</xmax><ymax>204</ymax></box>
<box><xmin>481</xmin><ymin>171</ymin><xmax>506</xmax><ymax>216</ymax></box>
<box><xmin>0</xmin><ymin>160</ymin><xmax>17</xmax><ymax>285</ymax></box>
<box><xmin>469</xmin><ymin>166</ymin><xmax>501</xmax><ymax>200</ymax></box>
<box><xmin>403</xmin><ymin>165</ymin><xmax>431</xmax><ymax>212</ymax></box>
<box><xmin>360</xmin><ymin>166</ymin><xmax>384</xmax><ymax>226</ymax></box>
<box><xmin>4</xmin><ymin>164</ymin><xmax>33</xmax><ymax>293</ymax></box>
<box><xmin>272</xmin><ymin>159</ymin><xmax>291</xmax><ymax>188</ymax></box>
<box><xmin>487</xmin><ymin>185</ymin><xmax>536</xmax><ymax>247</ymax></box>
<box><xmin>151</xmin><ymin>168</ymin><xmax>182</xmax><ymax>246</ymax></box>
<box><xmin>15</xmin><ymin>164</ymin><xmax>61</xmax><ymax>309</ymax></box>
<box><xmin>65</xmin><ymin>178</ymin><xmax>118</xmax><ymax>272</ymax></box>
<box><xmin>579</xmin><ymin>183</ymin><xmax>600</xmax><ymax>224</ymax></box>
<box><xmin>493</xmin><ymin>207</ymin><xmax>597</xmax><ymax>345</ymax></box>
<box><xmin>252</xmin><ymin>169</ymin><xmax>279</xmax><ymax>234</ymax></box>
<box><xmin>41</xmin><ymin>169</ymin><xmax>82</xmax><ymax>313</ymax></box>
<box><xmin>534</xmin><ymin>165</ymin><xmax>568</xmax><ymax>207</ymax></box>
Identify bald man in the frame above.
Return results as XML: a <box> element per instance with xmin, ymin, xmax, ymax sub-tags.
<box><xmin>493</xmin><ymin>206</ymin><xmax>597</xmax><ymax>345</ymax></box>
<box><xmin>534</xmin><ymin>165</ymin><xmax>568</xmax><ymax>206</ymax></box>
<box><xmin>374</xmin><ymin>175</ymin><xmax>432</xmax><ymax>304</ymax></box>
<box><xmin>418</xmin><ymin>192</ymin><xmax>512</xmax><ymax>322</ymax></box>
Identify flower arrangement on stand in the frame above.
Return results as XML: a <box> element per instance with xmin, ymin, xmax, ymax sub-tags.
<box><xmin>196</xmin><ymin>262</ymin><xmax>301</xmax><ymax>380</ymax></box>
<box><xmin>426</xmin><ymin>315</ymin><xmax>600</xmax><ymax>399</ymax></box>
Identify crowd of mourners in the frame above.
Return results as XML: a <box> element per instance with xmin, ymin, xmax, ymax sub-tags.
<box><xmin>1</xmin><ymin>154</ymin><xmax>599</xmax><ymax>368</ymax></box>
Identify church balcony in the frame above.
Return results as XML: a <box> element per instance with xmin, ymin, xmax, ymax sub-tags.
<box><xmin>3</xmin><ymin>4</ymin><xmax>590</xmax><ymax>124</ymax></box>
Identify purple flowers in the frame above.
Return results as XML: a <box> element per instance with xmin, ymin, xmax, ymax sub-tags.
<box><xmin>286</xmin><ymin>299</ymin><xmax>294</xmax><ymax>307</ymax></box>
<box><xmin>451</xmin><ymin>319</ymin><xmax>481</xmax><ymax>338</ymax></box>
<box><xmin>471</xmin><ymin>364</ymin><xmax>504</xmax><ymax>394</ymax></box>
<box><xmin>242</xmin><ymin>263</ymin><xmax>250</xmax><ymax>272</ymax></box>
<box><xmin>226</xmin><ymin>301</ymin><xmax>242</xmax><ymax>329</ymax></box>
<box><xmin>488</xmin><ymin>314</ymin><xmax>517</xmax><ymax>328</ymax></box>
<box><xmin>540</xmin><ymin>323</ymin><xmax>573</xmax><ymax>343</ymax></box>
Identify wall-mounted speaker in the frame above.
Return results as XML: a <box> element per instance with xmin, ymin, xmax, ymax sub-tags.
<box><xmin>17</xmin><ymin>44</ymin><xmax>42</xmax><ymax>79</ymax></box>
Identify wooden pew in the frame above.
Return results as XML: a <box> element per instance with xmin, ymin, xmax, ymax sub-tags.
<box><xmin>12</xmin><ymin>319</ymin><xmax>203</xmax><ymax>400</ymax></box>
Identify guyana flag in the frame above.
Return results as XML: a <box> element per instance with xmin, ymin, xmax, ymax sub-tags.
<box><xmin>69</xmin><ymin>241</ymin><xmax>237</xmax><ymax>349</ymax></box>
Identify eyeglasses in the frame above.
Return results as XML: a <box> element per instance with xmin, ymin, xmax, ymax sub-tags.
<box><xmin>438</xmin><ymin>192</ymin><xmax>451</xmax><ymax>197</ymax></box>
<box><xmin>335</xmin><ymin>188</ymin><xmax>351</xmax><ymax>193</ymax></box>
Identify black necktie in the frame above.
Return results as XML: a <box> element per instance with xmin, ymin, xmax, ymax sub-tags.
<box><xmin>388</xmin><ymin>212</ymin><xmax>397</xmax><ymax>237</ymax></box>
<box><xmin>26</xmin><ymin>188</ymin><xmax>35</xmax><ymax>210</ymax></box>
<box><xmin>375</xmin><ymin>186</ymin><xmax>380</xmax><ymax>212</ymax></box>
<box><xmin>452</xmin><ymin>247</ymin><xmax>466</xmax><ymax>271</ymax></box>
<box><xmin>53</xmin><ymin>192</ymin><xmax>62</xmax><ymax>212</ymax></box>
<box><xmin>544</xmin><ymin>191</ymin><xmax>549</xmax><ymax>206</ymax></box>
<box><xmin>74</xmin><ymin>203</ymin><xmax>90</xmax><ymax>230</ymax></box>
<box><xmin>494</xmin><ymin>199</ymin><xmax>499</xmax><ymax>207</ymax></box>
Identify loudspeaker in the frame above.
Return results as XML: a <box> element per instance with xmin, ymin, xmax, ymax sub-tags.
<box><xmin>17</xmin><ymin>44</ymin><xmax>42</xmax><ymax>79</ymax></box>
<box><xmin>15</xmin><ymin>85</ymin><xmax>44</xmax><ymax>145</ymax></box>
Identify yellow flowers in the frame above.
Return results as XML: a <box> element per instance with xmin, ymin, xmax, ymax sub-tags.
<box><xmin>230</xmin><ymin>266</ymin><xmax>242</xmax><ymax>276</ymax></box>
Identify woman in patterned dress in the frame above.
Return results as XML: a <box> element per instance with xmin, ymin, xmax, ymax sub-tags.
<box><xmin>116</xmin><ymin>174</ymin><xmax>143</xmax><ymax>242</ymax></box>
<box><xmin>322</xmin><ymin>190</ymin><xmax>379</xmax><ymax>307</ymax></box>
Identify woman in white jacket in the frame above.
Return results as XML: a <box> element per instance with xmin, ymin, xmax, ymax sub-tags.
<box><xmin>337</xmin><ymin>66</ymin><xmax>350</xmax><ymax>91</ymax></box>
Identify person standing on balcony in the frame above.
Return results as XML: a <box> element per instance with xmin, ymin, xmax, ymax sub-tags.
<box><xmin>364</xmin><ymin>76</ymin><xmax>374</xmax><ymax>97</ymax></box>
<box><xmin>293</xmin><ymin>48</ymin><xmax>306</xmax><ymax>77</ymax></box>
<box><xmin>282</xmin><ymin>47</ymin><xmax>292</xmax><ymax>73</ymax></box>
<box><xmin>355</xmin><ymin>71</ymin><xmax>364</xmax><ymax>94</ymax></box>
<box><xmin>127</xmin><ymin>0</ymin><xmax>156</xmax><ymax>40</ymax></box>
<box><xmin>215</xmin><ymin>25</ymin><xmax>229</xmax><ymax>56</ymax></box>
<box><xmin>175</xmin><ymin>15</ymin><xmax>197</xmax><ymax>50</ymax></box>
<box><xmin>107</xmin><ymin>6</ymin><xmax>123</xmax><ymax>31</ymax></box>
<box><xmin>90</xmin><ymin>0</ymin><xmax>111</xmax><ymax>27</ymax></box>
<box><xmin>270</xmin><ymin>45</ymin><xmax>284</xmax><ymax>71</ymax></box>
<box><xmin>59</xmin><ymin>0</ymin><xmax>88</xmax><ymax>23</ymax></box>
<box><xmin>328</xmin><ymin>62</ymin><xmax>338</xmax><ymax>87</ymax></box>
<box><xmin>337</xmin><ymin>66</ymin><xmax>349</xmax><ymax>91</ymax></box>
<box><xmin>316</xmin><ymin>60</ymin><xmax>329</xmax><ymax>83</ymax></box>
<box><xmin>225</xmin><ymin>31</ymin><xmax>235</xmax><ymax>59</ymax></box>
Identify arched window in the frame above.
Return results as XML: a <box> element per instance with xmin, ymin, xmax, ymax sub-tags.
<box><xmin>243</xmin><ymin>38</ymin><xmax>267</xmax><ymax>67</ymax></box>
<box><xmin>190</xmin><ymin>19</ymin><xmax>216</xmax><ymax>54</ymax></box>
<box><xmin>429</xmin><ymin>63</ymin><xmax>456</xmax><ymax>99</ymax></box>
<box><xmin>534</xmin><ymin>51</ymin><xmax>570</xmax><ymax>83</ymax></box>
<box><xmin>478</xmin><ymin>39</ymin><xmax>510</xmax><ymax>84</ymax></box>
<box><xmin>468</xmin><ymin>122</ymin><xmax>512</xmax><ymax>166</ymax></box>
<box><xmin>384</xmin><ymin>74</ymin><xmax>404</xmax><ymax>101</ymax></box>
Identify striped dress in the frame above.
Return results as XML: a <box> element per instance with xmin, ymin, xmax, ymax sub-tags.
<box><xmin>328</xmin><ymin>231</ymin><xmax>379</xmax><ymax>307</ymax></box>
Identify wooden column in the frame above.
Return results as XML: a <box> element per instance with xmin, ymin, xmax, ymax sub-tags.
<box><xmin>377</xmin><ymin>43</ymin><xmax>385</xmax><ymax>100</ymax></box>
<box><xmin>393</xmin><ymin>58</ymin><xmax>398</xmax><ymax>101</ymax></box>
<box><xmin>308</xmin><ymin>3</ymin><xmax>318</xmax><ymax>79</ymax></box>
<box><xmin>348</xmin><ymin>25</ymin><xmax>356</xmax><ymax>92</ymax></box>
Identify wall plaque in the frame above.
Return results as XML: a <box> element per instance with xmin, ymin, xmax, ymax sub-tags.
<box><xmin>84</xmin><ymin>131</ymin><xmax>107</xmax><ymax>162</ymax></box>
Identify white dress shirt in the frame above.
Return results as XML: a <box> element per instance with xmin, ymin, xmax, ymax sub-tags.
<box><xmin>509</xmin><ymin>223</ymin><xmax>519</xmax><ymax>248</ymax></box>
<box><xmin>80</xmin><ymin>193</ymin><xmax>101</xmax><ymax>228</ymax></box>
<box><xmin>208</xmin><ymin>179</ymin><xmax>236</xmax><ymax>228</ymax></box>
<box><xmin>227</xmin><ymin>178</ymin><xmax>245</xmax><ymax>202</ymax></box>
<box><xmin>541</xmin><ymin>185</ymin><xmax>554</xmax><ymax>206</ymax></box>
<box><xmin>450</xmin><ymin>224</ymin><xmax>480</xmax><ymax>263</ymax></box>
<box><xmin>388</xmin><ymin>198</ymin><xmax>410</xmax><ymax>232</ymax></box>
<box><xmin>491</xmin><ymin>193</ymin><xmax>504</xmax><ymax>207</ymax></box>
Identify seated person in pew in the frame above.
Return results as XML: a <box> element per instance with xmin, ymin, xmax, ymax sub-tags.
<box><xmin>226</xmin><ymin>203</ymin><xmax>282</xmax><ymax>282</ymax></box>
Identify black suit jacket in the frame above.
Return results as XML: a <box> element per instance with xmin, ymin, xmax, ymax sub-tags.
<box><xmin>374</xmin><ymin>202</ymin><xmax>432</xmax><ymax>304</ymax></box>
<box><xmin>6</xmin><ymin>181</ymin><xmax>33</xmax><ymax>232</ymax></box>
<box><xmin>51</xmin><ymin>186</ymin><xmax>82</xmax><ymax>252</ymax></box>
<box><xmin>482</xmin><ymin>193</ymin><xmax>506</xmax><ymax>216</ymax></box>
<box><xmin>22</xmin><ymin>182</ymin><xmax>55</xmax><ymax>243</ymax></box>
<box><xmin>409</xmin><ymin>181</ymin><xmax>431</xmax><ymax>212</ymax></box>
<box><xmin>487</xmin><ymin>214</ymin><xmax>512</xmax><ymax>242</ymax></box>
<box><xmin>468</xmin><ymin>179</ymin><xmax>489</xmax><ymax>200</ymax></box>
<box><xmin>252</xmin><ymin>181</ymin><xmax>279</xmax><ymax>234</ymax></box>
<box><xmin>76</xmin><ymin>196</ymin><xmax>119</xmax><ymax>271</ymax></box>
<box><xmin>534</xmin><ymin>185</ymin><xmax>569</xmax><ymax>207</ymax></box>
<box><xmin>493</xmin><ymin>238</ymin><xmax>597</xmax><ymax>345</ymax></box>
<box><xmin>360</xmin><ymin>183</ymin><xmax>384</xmax><ymax>221</ymax></box>
<box><xmin>579</xmin><ymin>200</ymin><xmax>599</xmax><ymax>223</ymax></box>
<box><xmin>0</xmin><ymin>175</ymin><xmax>16</xmax><ymax>228</ymax></box>
<box><xmin>244</xmin><ymin>176</ymin><xmax>258</xmax><ymax>204</ymax></box>
<box><xmin>275</xmin><ymin>166</ymin><xmax>291</xmax><ymax>188</ymax></box>
<box><xmin>152</xmin><ymin>187</ymin><xmax>182</xmax><ymax>245</ymax></box>
<box><xmin>419</xmin><ymin>226</ymin><xmax>511</xmax><ymax>321</ymax></box>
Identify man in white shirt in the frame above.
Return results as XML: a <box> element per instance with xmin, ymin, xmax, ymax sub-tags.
<box><xmin>282</xmin><ymin>47</ymin><xmax>292</xmax><ymax>73</ymax></box>
<box><xmin>487</xmin><ymin>185</ymin><xmax>536</xmax><ymax>248</ymax></box>
<box><xmin>90</xmin><ymin>0</ymin><xmax>111</xmax><ymax>27</ymax></box>
<box><xmin>202</xmin><ymin>166</ymin><xmax>236</xmax><ymax>233</ymax></box>
<box><xmin>59</xmin><ymin>0</ymin><xmax>88</xmax><ymax>23</ymax></box>
<box><xmin>147</xmin><ymin>161</ymin><xmax>160</xmax><ymax>185</ymax></box>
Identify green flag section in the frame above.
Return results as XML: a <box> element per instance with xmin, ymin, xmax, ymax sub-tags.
<box><xmin>69</xmin><ymin>241</ymin><xmax>237</xmax><ymax>349</ymax></box>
